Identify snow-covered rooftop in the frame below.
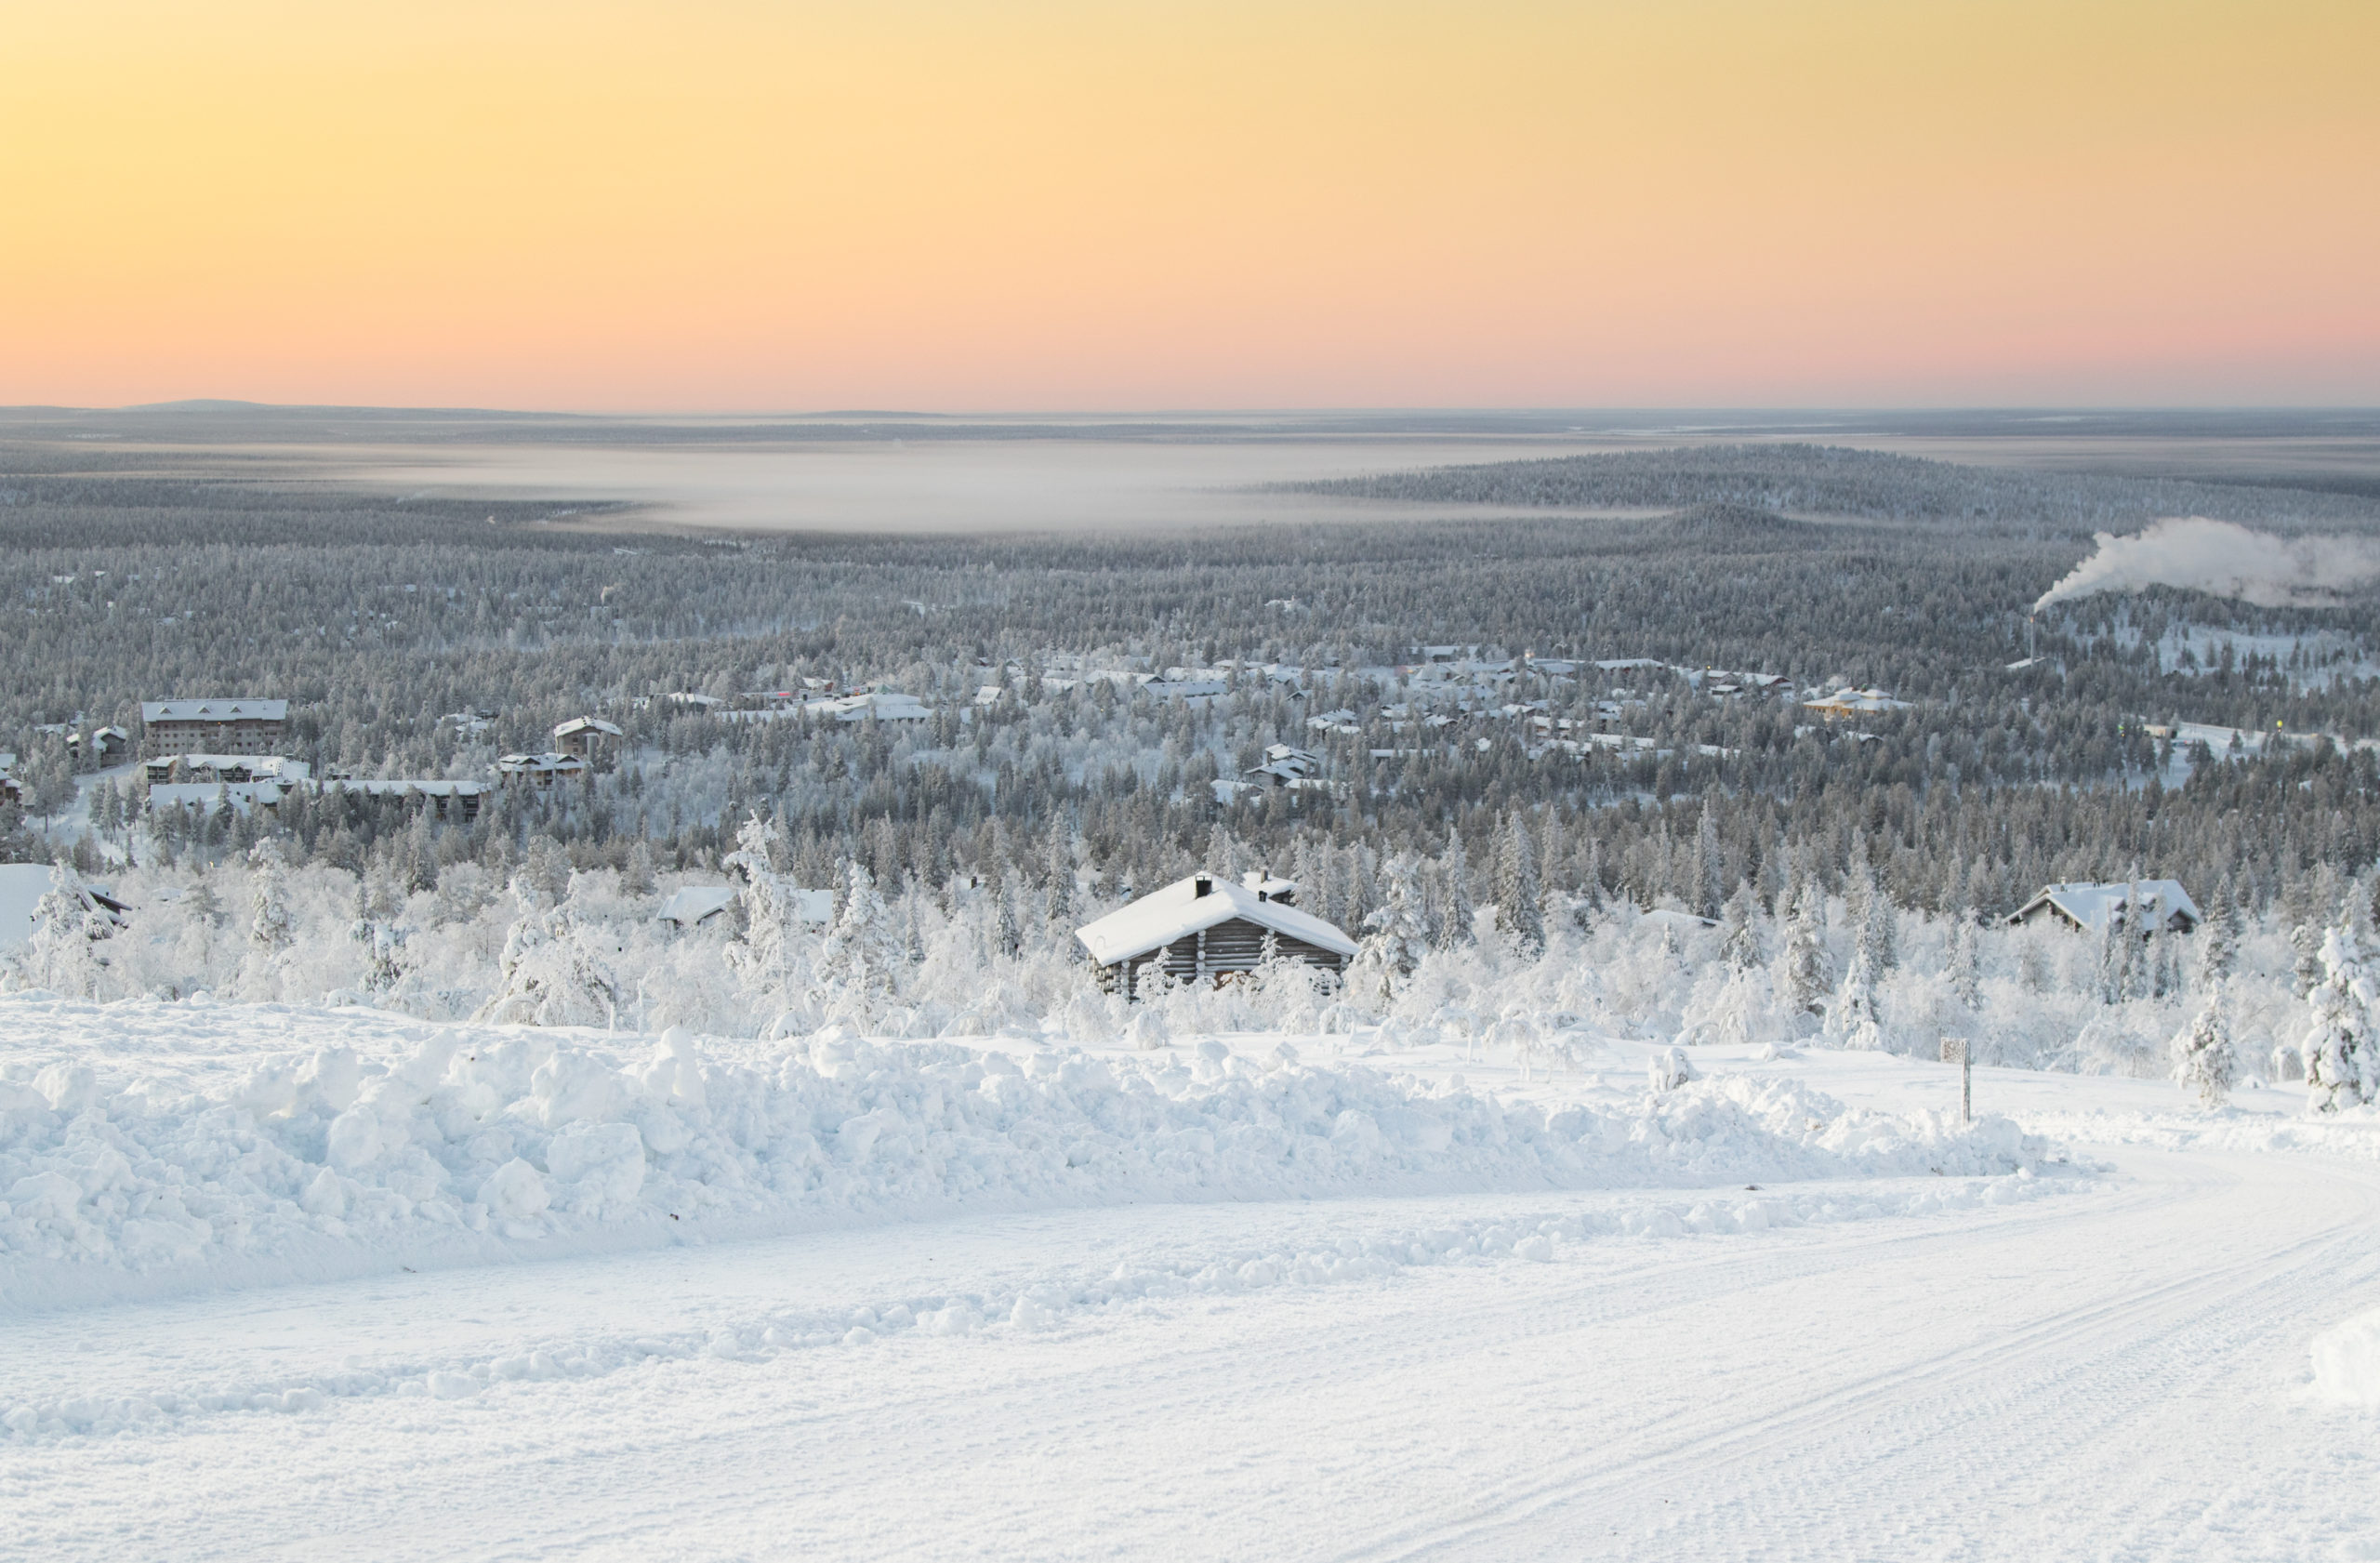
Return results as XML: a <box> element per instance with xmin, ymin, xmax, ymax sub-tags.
<box><xmin>658</xmin><ymin>885</ymin><xmax>740</xmax><ymax>928</ymax></box>
<box><xmin>1075</xmin><ymin>874</ymin><xmax>1358</xmax><ymax>966</ymax></box>
<box><xmin>139</xmin><ymin>699</ymin><xmax>288</xmax><ymax>723</ymax></box>
<box><xmin>2011</xmin><ymin>881</ymin><xmax>2200</xmax><ymax>934</ymax></box>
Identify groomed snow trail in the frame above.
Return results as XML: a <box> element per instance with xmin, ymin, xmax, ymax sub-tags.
<box><xmin>8</xmin><ymin>1144</ymin><xmax>2379</xmax><ymax>1561</ymax></box>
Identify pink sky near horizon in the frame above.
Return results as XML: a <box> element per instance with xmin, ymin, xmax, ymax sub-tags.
<box><xmin>4</xmin><ymin>1</ymin><xmax>2375</xmax><ymax>412</ymax></box>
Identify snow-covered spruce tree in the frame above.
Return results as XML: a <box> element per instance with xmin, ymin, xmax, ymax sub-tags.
<box><xmin>2196</xmin><ymin>881</ymin><xmax>2239</xmax><ymax>994</ymax></box>
<box><xmin>1350</xmin><ymin>851</ymin><xmax>1430</xmax><ymax>1007</ymax></box>
<box><xmin>1777</xmin><ymin>879</ymin><xmax>1831</xmax><ymax>1024</ymax></box>
<box><xmin>1719</xmin><ymin>882</ymin><xmax>1762</xmax><ymax>974</ymax></box>
<box><xmin>1858</xmin><ymin>868</ymin><xmax>1897</xmax><ymax>976</ymax></box>
<box><xmin>348</xmin><ymin>879</ymin><xmax>405</xmax><ymax>994</ymax></box>
<box><xmin>2301</xmin><ymin>920</ymin><xmax>2376</xmax><ymax>1114</ymax></box>
<box><xmin>2172</xmin><ymin>981</ymin><xmax>2235</xmax><ymax>1107</ymax></box>
<box><xmin>1946</xmin><ymin>908</ymin><xmax>1983</xmax><ymax>1012</ymax></box>
<box><xmin>1431</xmin><ymin>835</ymin><xmax>1476</xmax><ymax>950</ymax></box>
<box><xmin>1825</xmin><ymin>944</ymin><xmax>1884</xmax><ymax>1051</ymax></box>
<box><xmin>1043</xmin><ymin>829</ymin><xmax>1078</xmax><ymax>930</ymax></box>
<box><xmin>1692</xmin><ymin>806</ymin><xmax>1724</xmax><ymax>922</ymax></box>
<box><xmin>722</xmin><ymin>812</ymin><xmax>809</xmax><ymax>1008</ymax></box>
<box><xmin>236</xmin><ymin>839</ymin><xmax>297</xmax><ymax>1000</ymax></box>
<box><xmin>2291</xmin><ymin>920</ymin><xmax>2325</xmax><ymax>1001</ymax></box>
<box><xmin>477</xmin><ymin>868</ymin><xmax>617</xmax><ymax>1027</ymax></box>
<box><xmin>1496</xmin><ymin>813</ymin><xmax>1544</xmax><ymax>957</ymax></box>
<box><xmin>819</xmin><ymin>859</ymin><xmax>904</xmax><ymax>1019</ymax></box>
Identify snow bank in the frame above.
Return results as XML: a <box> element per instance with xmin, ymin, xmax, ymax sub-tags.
<box><xmin>0</xmin><ymin>1006</ymin><xmax>2045</xmax><ymax>1310</ymax></box>
<box><xmin>2019</xmin><ymin>1106</ymin><xmax>2380</xmax><ymax>1163</ymax></box>
<box><xmin>2310</xmin><ymin>1309</ymin><xmax>2380</xmax><ymax>1409</ymax></box>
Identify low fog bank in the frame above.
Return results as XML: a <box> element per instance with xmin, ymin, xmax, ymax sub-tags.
<box><xmin>343</xmin><ymin>437</ymin><xmax>1633</xmax><ymax>534</ymax></box>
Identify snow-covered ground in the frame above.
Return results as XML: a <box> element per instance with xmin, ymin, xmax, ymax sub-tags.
<box><xmin>7</xmin><ymin>998</ymin><xmax>2380</xmax><ymax>1559</ymax></box>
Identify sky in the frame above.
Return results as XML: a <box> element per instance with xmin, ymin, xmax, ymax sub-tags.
<box><xmin>3</xmin><ymin>1</ymin><xmax>2374</xmax><ymax>412</ymax></box>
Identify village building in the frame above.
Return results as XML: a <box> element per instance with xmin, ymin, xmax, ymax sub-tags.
<box><xmin>2007</xmin><ymin>881</ymin><xmax>2200</xmax><ymax>936</ymax></box>
<box><xmin>144</xmin><ymin>753</ymin><xmax>311</xmax><ymax>786</ymax></box>
<box><xmin>657</xmin><ymin>883</ymin><xmax>833</xmax><ymax>931</ymax></box>
<box><xmin>1074</xmin><ymin>871</ymin><xmax>1357</xmax><ymax>994</ymax></box>
<box><xmin>148</xmin><ymin>780</ymin><xmax>288</xmax><ymax>815</ymax></box>
<box><xmin>139</xmin><ymin>699</ymin><xmax>289</xmax><ymax>757</ymax></box>
<box><xmin>320</xmin><ymin>778</ymin><xmax>487</xmax><ymax>822</ymax></box>
<box><xmin>1245</xmin><ymin>744</ymin><xmax>1323</xmax><ymax>787</ymax></box>
<box><xmin>69</xmin><ymin>725</ymin><xmax>131</xmax><ymax>763</ymax></box>
<box><xmin>801</xmin><ymin>691</ymin><xmax>931</xmax><ymax>723</ymax></box>
<box><xmin>1802</xmin><ymin>687</ymin><xmax>1911</xmax><ymax>721</ymax></box>
<box><xmin>497</xmin><ymin>752</ymin><xmax>588</xmax><ymax>788</ymax></box>
<box><xmin>553</xmin><ymin>716</ymin><xmax>625</xmax><ymax>758</ymax></box>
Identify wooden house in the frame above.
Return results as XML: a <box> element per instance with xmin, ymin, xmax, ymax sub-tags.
<box><xmin>1075</xmin><ymin>872</ymin><xmax>1357</xmax><ymax>994</ymax></box>
<box><xmin>553</xmin><ymin>716</ymin><xmax>625</xmax><ymax>758</ymax></box>
<box><xmin>2006</xmin><ymin>881</ymin><xmax>2199</xmax><ymax>936</ymax></box>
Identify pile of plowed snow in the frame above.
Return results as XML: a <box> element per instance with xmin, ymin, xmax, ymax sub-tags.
<box><xmin>2311</xmin><ymin>1308</ymin><xmax>2380</xmax><ymax>1408</ymax></box>
<box><xmin>1</xmin><ymin>1004</ymin><xmax>2044</xmax><ymax>1306</ymax></box>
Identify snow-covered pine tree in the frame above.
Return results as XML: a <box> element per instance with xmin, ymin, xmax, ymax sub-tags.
<box><xmin>1433</xmin><ymin>835</ymin><xmax>1475</xmax><ymax>950</ymax></box>
<box><xmin>821</xmin><ymin>859</ymin><xmax>904</xmax><ymax>1013</ymax></box>
<box><xmin>1778</xmin><ymin>878</ymin><xmax>1832</xmax><ymax>1021</ymax></box>
<box><xmin>2291</xmin><ymin>920</ymin><xmax>2325</xmax><ymax>1001</ymax></box>
<box><xmin>1044</xmin><ymin>829</ymin><xmax>1078</xmax><ymax>930</ymax></box>
<box><xmin>1947</xmin><ymin>907</ymin><xmax>1983</xmax><ymax>1011</ymax></box>
<box><xmin>1355</xmin><ymin>851</ymin><xmax>1430</xmax><ymax>986</ymax></box>
<box><xmin>477</xmin><ymin>869</ymin><xmax>616</xmax><ymax>1027</ymax></box>
<box><xmin>2196</xmin><ymin>881</ymin><xmax>2239</xmax><ymax>993</ymax></box>
<box><xmin>1692</xmin><ymin>806</ymin><xmax>1724</xmax><ymax>921</ymax></box>
<box><xmin>722</xmin><ymin>813</ymin><xmax>807</xmax><ymax>1003</ymax></box>
<box><xmin>1858</xmin><ymin>869</ymin><xmax>1897</xmax><ymax>975</ymax></box>
<box><xmin>2302</xmin><ymin>919</ymin><xmax>2376</xmax><ymax>1114</ymax></box>
<box><xmin>1719</xmin><ymin>882</ymin><xmax>1761</xmax><ymax>974</ymax></box>
<box><xmin>2171</xmin><ymin>981</ymin><xmax>2235</xmax><ymax>1106</ymax></box>
<box><xmin>1572</xmin><ymin>834</ymin><xmax>1605</xmax><ymax>932</ymax></box>
<box><xmin>1496</xmin><ymin>813</ymin><xmax>1544</xmax><ymax>957</ymax></box>
<box><xmin>1826</xmin><ymin>944</ymin><xmax>1884</xmax><ymax>1051</ymax></box>
<box><xmin>247</xmin><ymin>840</ymin><xmax>294</xmax><ymax>956</ymax></box>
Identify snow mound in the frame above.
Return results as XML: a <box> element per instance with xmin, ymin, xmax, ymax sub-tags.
<box><xmin>2310</xmin><ymin>1308</ymin><xmax>2380</xmax><ymax>1408</ymax></box>
<box><xmin>0</xmin><ymin>1008</ymin><xmax>2045</xmax><ymax>1309</ymax></box>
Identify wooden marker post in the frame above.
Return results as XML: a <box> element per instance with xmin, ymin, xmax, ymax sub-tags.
<box><xmin>1940</xmin><ymin>1037</ymin><xmax>1972</xmax><ymax>1122</ymax></box>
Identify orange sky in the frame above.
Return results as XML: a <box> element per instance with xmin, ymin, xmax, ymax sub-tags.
<box><xmin>4</xmin><ymin>1</ymin><xmax>2374</xmax><ymax>410</ymax></box>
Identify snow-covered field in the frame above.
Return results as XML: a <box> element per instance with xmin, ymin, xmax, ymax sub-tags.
<box><xmin>7</xmin><ymin>997</ymin><xmax>2380</xmax><ymax>1559</ymax></box>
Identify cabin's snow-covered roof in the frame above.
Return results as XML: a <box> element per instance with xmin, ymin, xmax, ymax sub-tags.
<box><xmin>325</xmin><ymin>778</ymin><xmax>483</xmax><ymax>799</ymax></box>
<box><xmin>2013</xmin><ymin>881</ymin><xmax>2200</xmax><ymax>933</ymax></box>
<box><xmin>140</xmin><ymin>699</ymin><xmax>288</xmax><ymax>723</ymax></box>
<box><xmin>804</xmin><ymin>691</ymin><xmax>931</xmax><ymax>722</ymax></box>
<box><xmin>148</xmin><ymin>753</ymin><xmax>311</xmax><ymax>780</ymax></box>
<box><xmin>1802</xmin><ymin>687</ymin><xmax>1910</xmax><ymax>713</ymax></box>
<box><xmin>659</xmin><ymin>885</ymin><xmax>740</xmax><ymax>927</ymax></box>
<box><xmin>554</xmin><ymin>716</ymin><xmax>625</xmax><ymax>739</ymax></box>
<box><xmin>1075</xmin><ymin>874</ymin><xmax>1358</xmax><ymax>965</ymax></box>
<box><xmin>149</xmin><ymin>781</ymin><xmax>284</xmax><ymax>813</ymax></box>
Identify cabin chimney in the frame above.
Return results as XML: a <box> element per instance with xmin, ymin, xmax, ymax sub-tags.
<box><xmin>1194</xmin><ymin>873</ymin><xmax>1212</xmax><ymax>897</ymax></box>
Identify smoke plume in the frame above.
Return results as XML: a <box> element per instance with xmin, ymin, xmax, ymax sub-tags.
<box><xmin>2032</xmin><ymin>517</ymin><xmax>2380</xmax><ymax>612</ymax></box>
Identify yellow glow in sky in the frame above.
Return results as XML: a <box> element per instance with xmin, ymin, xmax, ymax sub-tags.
<box><xmin>3</xmin><ymin>1</ymin><xmax>2374</xmax><ymax>409</ymax></box>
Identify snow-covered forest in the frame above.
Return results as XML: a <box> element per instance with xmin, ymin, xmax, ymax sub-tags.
<box><xmin>8</xmin><ymin>428</ymin><xmax>2380</xmax><ymax>1103</ymax></box>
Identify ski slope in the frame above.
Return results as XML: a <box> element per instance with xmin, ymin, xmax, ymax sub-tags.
<box><xmin>6</xmin><ymin>1000</ymin><xmax>2380</xmax><ymax>1560</ymax></box>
